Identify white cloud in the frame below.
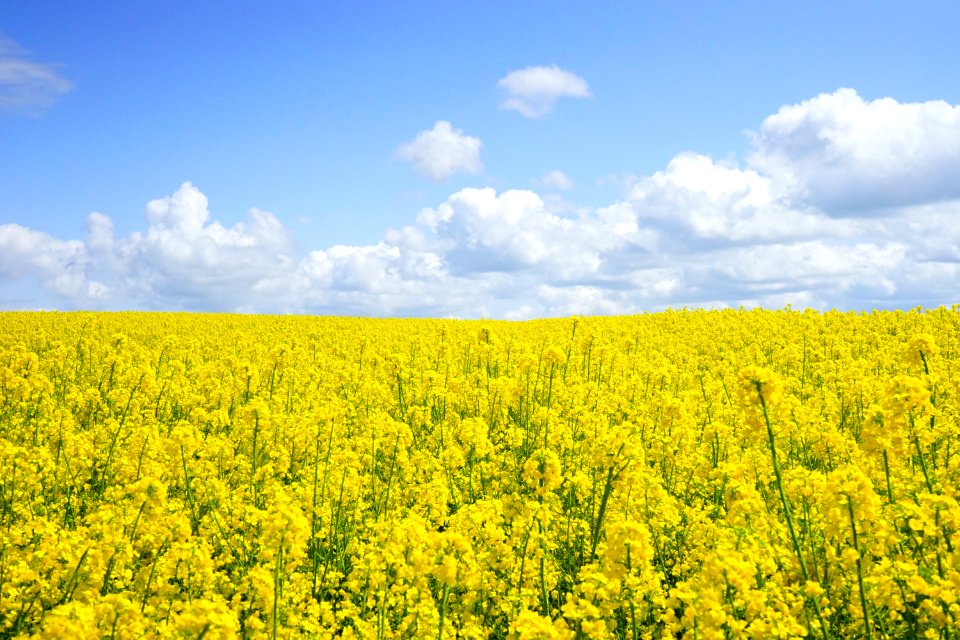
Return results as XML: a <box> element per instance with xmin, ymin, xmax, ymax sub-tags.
<box><xmin>896</xmin><ymin>199</ymin><xmax>960</xmax><ymax>262</ymax></box>
<box><xmin>498</xmin><ymin>65</ymin><xmax>590</xmax><ymax>117</ymax></box>
<box><xmin>540</xmin><ymin>170</ymin><xmax>574</xmax><ymax>191</ymax></box>
<box><xmin>0</xmin><ymin>37</ymin><xmax>72</xmax><ymax>113</ymax></box>
<box><xmin>0</xmin><ymin>224</ymin><xmax>104</xmax><ymax>300</ymax></box>
<box><xmin>712</xmin><ymin>241</ymin><xmax>904</xmax><ymax>292</ymax></box>
<box><xmin>4</xmin><ymin>90</ymin><xmax>960</xmax><ymax>316</ymax></box>
<box><xmin>749</xmin><ymin>88</ymin><xmax>960</xmax><ymax>212</ymax></box>
<box><xmin>117</xmin><ymin>184</ymin><xmax>296</xmax><ymax>309</ymax></box>
<box><xmin>628</xmin><ymin>152</ymin><xmax>852</xmax><ymax>244</ymax></box>
<box><xmin>536</xmin><ymin>284</ymin><xmax>624</xmax><ymax>316</ymax></box>
<box><xmin>397</xmin><ymin>121</ymin><xmax>483</xmax><ymax>181</ymax></box>
<box><xmin>416</xmin><ymin>186</ymin><xmax>654</xmax><ymax>281</ymax></box>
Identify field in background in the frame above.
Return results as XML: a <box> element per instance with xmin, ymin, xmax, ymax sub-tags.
<box><xmin>0</xmin><ymin>310</ymin><xmax>958</xmax><ymax>639</ymax></box>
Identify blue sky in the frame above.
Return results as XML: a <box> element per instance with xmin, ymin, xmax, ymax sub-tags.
<box><xmin>2</xmin><ymin>1</ymin><xmax>960</xmax><ymax>316</ymax></box>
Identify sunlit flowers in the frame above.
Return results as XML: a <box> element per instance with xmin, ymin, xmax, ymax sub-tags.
<box><xmin>0</xmin><ymin>308</ymin><xmax>957</xmax><ymax>638</ymax></box>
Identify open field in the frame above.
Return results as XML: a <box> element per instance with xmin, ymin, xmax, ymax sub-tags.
<box><xmin>0</xmin><ymin>310</ymin><xmax>958</xmax><ymax>639</ymax></box>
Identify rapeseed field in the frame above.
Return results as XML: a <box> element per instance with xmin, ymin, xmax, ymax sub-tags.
<box><xmin>0</xmin><ymin>309</ymin><xmax>957</xmax><ymax>639</ymax></box>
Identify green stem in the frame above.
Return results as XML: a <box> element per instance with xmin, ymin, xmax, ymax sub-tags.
<box><xmin>543</xmin><ymin>363</ymin><xmax>556</xmax><ymax>449</ymax></box>
<box><xmin>537</xmin><ymin>518</ymin><xmax>550</xmax><ymax>616</ymax></box>
<box><xmin>911</xmin><ymin>420</ymin><xmax>934</xmax><ymax>494</ymax></box>
<box><xmin>882</xmin><ymin>450</ymin><xmax>894</xmax><ymax>503</ymax></box>
<box><xmin>437</xmin><ymin>583</ymin><xmax>449</xmax><ymax>640</ymax></box>
<box><xmin>273</xmin><ymin>533</ymin><xmax>285</xmax><ymax>640</ymax></box>
<box><xmin>756</xmin><ymin>384</ymin><xmax>830</xmax><ymax>640</ymax></box>
<box><xmin>846</xmin><ymin>495</ymin><xmax>871</xmax><ymax>640</ymax></box>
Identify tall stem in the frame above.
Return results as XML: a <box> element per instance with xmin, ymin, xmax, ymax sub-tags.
<box><xmin>882</xmin><ymin>450</ymin><xmax>894</xmax><ymax>503</ymax></box>
<box><xmin>437</xmin><ymin>583</ymin><xmax>450</xmax><ymax>640</ymax></box>
<box><xmin>756</xmin><ymin>384</ymin><xmax>830</xmax><ymax>640</ymax></box>
<box><xmin>846</xmin><ymin>496</ymin><xmax>871</xmax><ymax>640</ymax></box>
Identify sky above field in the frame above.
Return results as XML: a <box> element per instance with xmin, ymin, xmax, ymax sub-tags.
<box><xmin>2</xmin><ymin>1</ymin><xmax>960</xmax><ymax>317</ymax></box>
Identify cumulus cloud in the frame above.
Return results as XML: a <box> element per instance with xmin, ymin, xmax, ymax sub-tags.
<box><xmin>119</xmin><ymin>184</ymin><xmax>296</xmax><ymax>309</ymax></box>
<box><xmin>498</xmin><ymin>65</ymin><xmax>590</xmax><ymax>117</ymax></box>
<box><xmin>627</xmin><ymin>153</ymin><xmax>852</xmax><ymax>244</ymax></box>
<box><xmin>749</xmin><ymin>88</ymin><xmax>960</xmax><ymax>212</ymax></box>
<box><xmin>416</xmin><ymin>186</ymin><xmax>653</xmax><ymax>282</ymax></box>
<box><xmin>0</xmin><ymin>224</ymin><xmax>105</xmax><ymax>300</ymax></box>
<box><xmin>0</xmin><ymin>37</ymin><xmax>72</xmax><ymax>114</ymax></box>
<box><xmin>4</xmin><ymin>89</ymin><xmax>960</xmax><ymax>316</ymax></box>
<box><xmin>397</xmin><ymin>121</ymin><xmax>483</xmax><ymax>181</ymax></box>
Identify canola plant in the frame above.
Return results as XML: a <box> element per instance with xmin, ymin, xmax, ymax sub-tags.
<box><xmin>0</xmin><ymin>310</ymin><xmax>957</xmax><ymax>639</ymax></box>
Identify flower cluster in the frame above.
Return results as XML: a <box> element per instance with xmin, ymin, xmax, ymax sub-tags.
<box><xmin>0</xmin><ymin>307</ymin><xmax>957</xmax><ymax>638</ymax></box>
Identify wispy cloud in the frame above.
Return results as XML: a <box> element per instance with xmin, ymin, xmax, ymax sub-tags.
<box><xmin>498</xmin><ymin>65</ymin><xmax>590</xmax><ymax>118</ymax></box>
<box><xmin>539</xmin><ymin>170</ymin><xmax>574</xmax><ymax>192</ymax></box>
<box><xmin>3</xmin><ymin>89</ymin><xmax>960</xmax><ymax>316</ymax></box>
<box><xmin>0</xmin><ymin>37</ymin><xmax>72</xmax><ymax>114</ymax></box>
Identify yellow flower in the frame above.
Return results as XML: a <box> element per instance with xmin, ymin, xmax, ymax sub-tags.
<box><xmin>737</xmin><ymin>366</ymin><xmax>783</xmax><ymax>408</ymax></box>
<box><xmin>172</xmin><ymin>597</ymin><xmax>239</xmax><ymax>639</ymax></box>
<box><xmin>2</xmin><ymin>308</ymin><xmax>960</xmax><ymax>639</ymax></box>
<box><xmin>523</xmin><ymin>448</ymin><xmax>563</xmax><ymax>496</ymax></box>
<box><xmin>437</xmin><ymin>554</ymin><xmax>459</xmax><ymax>587</ymax></box>
<box><xmin>905</xmin><ymin>333</ymin><xmax>938</xmax><ymax>370</ymax></box>
<box><xmin>509</xmin><ymin>608</ymin><xmax>574</xmax><ymax>639</ymax></box>
<box><xmin>542</xmin><ymin>346</ymin><xmax>565</xmax><ymax>368</ymax></box>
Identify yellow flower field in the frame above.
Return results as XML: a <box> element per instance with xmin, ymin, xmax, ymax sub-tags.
<box><xmin>0</xmin><ymin>309</ymin><xmax>958</xmax><ymax>639</ymax></box>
